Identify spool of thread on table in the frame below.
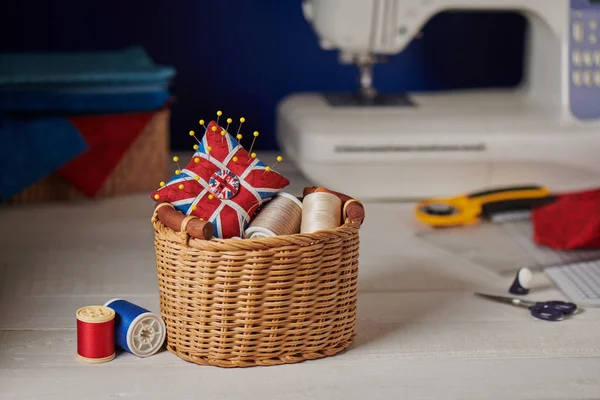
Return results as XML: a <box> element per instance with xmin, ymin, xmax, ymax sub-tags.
<box><xmin>244</xmin><ymin>192</ymin><xmax>303</xmax><ymax>238</ymax></box>
<box><xmin>104</xmin><ymin>299</ymin><xmax>166</xmax><ymax>358</ymax></box>
<box><xmin>76</xmin><ymin>305</ymin><xmax>116</xmax><ymax>364</ymax></box>
<box><xmin>301</xmin><ymin>192</ymin><xmax>342</xmax><ymax>233</ymax></box>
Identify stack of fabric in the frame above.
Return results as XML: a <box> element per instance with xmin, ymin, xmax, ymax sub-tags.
<box><xmin>0</xmin><ymin>46</ymin><xmax>176</xmax><ymax>202</ymax></box>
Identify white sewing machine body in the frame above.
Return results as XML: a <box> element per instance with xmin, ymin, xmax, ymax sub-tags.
<box><xmin>277</xmin><ymin>0</ymin><xmax>600</xmax><ymax>199</ymax></box>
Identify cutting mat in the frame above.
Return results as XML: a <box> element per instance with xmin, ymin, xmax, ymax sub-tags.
<box><xmin>416</xmin><ymin>213</ymin><xmax>600</xmax><ymax>277</ymax></box>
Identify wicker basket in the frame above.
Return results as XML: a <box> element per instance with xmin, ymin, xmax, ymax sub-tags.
<box><xmin>151</xmin><ymin>196</ymin><xmax>363</xmax><ymax>368</ymax></box>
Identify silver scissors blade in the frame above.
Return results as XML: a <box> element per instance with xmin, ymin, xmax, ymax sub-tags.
<box><xmin>474</xmin><ymin>292</ymin><xmax>536</xmax><ymax>308</ymax></box>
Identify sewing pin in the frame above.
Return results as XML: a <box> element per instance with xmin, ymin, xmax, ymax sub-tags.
<box><xmin>189</xmin><ymin>130</ymin><xmax>200</xmax><ymax>144</ymax></box>
<box><xmin>236</xmin><ymin>117</ymin><xmax>245</xmax><ymax>139</ymax></box>
<box><xmin>509</xmin><ymin>267</ymin><xmax>533</xmax><ymax>295</ymax></box>
<box><xmin>159</xmin><ymin>181</ymin><xmax>166</xmax><ymax>187</ymax></box>
<box><xmin>236</xmin><ymin>133</ymin><xmax>242</xmax><ymax>146</ymax></box>
<box><xmin>246</xmin><ymin>132</ymin><xmax>259</xmax><ymax>165</ymax></box>
<box><xmin>207</xmin><ymin>145</ymin><xmax>212</xmax><ymax>162</ymax></box>
<box><xmin>272</xmin><ymin>156</ymin><xmax>282</xmax><ymax>169</ymax></box>
<box><xmin>233</xmin><ymin>156</ymin><xmax>238</xmax><ymax>163</ymax></box>
<box><xmin>263</xmin><ymin>155</ymin><xmax>282</xmax><ymax>177</ymax></box>
<box><xmin>193</xmin><ymin>144</ymin><xmax>199</xmax><ymax>151</ymax></box>
<box><xmin>249</xmin><ymin>131</ymin><xmax>259</xmax><ymax>154</ymax></box>
<box><xmin>216</xmin><ymin>110</ymin><xmax>222</xmax><ymax>124</ymax></box>
<box><xmin>172</xmin><ymin>156</ymin><xmax>192</xmax><ymax>183</ymax></box>
<box><xmin>221</xmin><ymin>129</ymin><xmax>226</xmax><ymax>144</ymax></box>
<box><xmin>173</xmin><ymin>156</ymin><xmax>183</xmax><ymax>173</ymax></box>
<box><xmin>226</xmin><ymin>118</ymin><xmax>232</xmax><ymax>132</ymax></box>
<box><xmin>199</xmin><ymin>119</ymin><xmax>207</xmax><ymax>130</ymax></box>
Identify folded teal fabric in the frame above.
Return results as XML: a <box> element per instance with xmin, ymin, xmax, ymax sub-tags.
<box><xmin>0</xmin><ymin>46</ymin><xmax>175</xmax><ymax>86</ymax></box>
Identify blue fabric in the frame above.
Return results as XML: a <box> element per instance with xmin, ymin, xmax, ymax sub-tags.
<box><xmin>0</xmin><ymin>47</ymin><xmax>175</xmax><ymax>86</ymax></box>
<box><xmin>0</xmin><ymin>90</ymin><xmax>170</xmax><ymax>112</ymax></box>
<box><xmin>0</xmin><ymin>117</ymin><xmax>87</xmax><ymax>201</ymax></box>
<box><xmin>0</xmin><ymin>47</ymin><xmax>174</xmax><ymax>112</ymax></box>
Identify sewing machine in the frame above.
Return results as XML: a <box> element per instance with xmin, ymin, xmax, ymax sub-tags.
<box><xmin>276</xmin><ymin>0</ymin><xmax>600</xmax><ymax>199</ymax></box>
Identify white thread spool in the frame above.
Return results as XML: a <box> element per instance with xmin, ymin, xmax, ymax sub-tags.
<box><xmin>301</xmin><ymin>192</ymin><xmax>342</xmax><ymax>233</ymax></box>
<box><xmin>245</xmin><ymin>192</ymin><xmax>303</xmax><ymax>238</ymax></box>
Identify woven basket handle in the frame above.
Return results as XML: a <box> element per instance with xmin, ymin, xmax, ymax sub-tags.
<box><xmin>303</xmin><ymin>186</ymin><xmax>365</xmax><ymax>226</ymax></box>
<box><xmin>152</xmin><ymin>202</ymin><xmax>214</xmax><ymax>240</ymax></box>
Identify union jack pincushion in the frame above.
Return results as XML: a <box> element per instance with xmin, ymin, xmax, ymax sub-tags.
<box><xmin>151</xmin><ymin>120</ymin><xmax>290</xmax><ymax>238</ymax></box>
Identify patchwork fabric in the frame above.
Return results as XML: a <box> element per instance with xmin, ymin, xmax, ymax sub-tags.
<box><xmin>60</xmin><ymin>111</ymin><xmax>156</xmax><ymax>198</ymax></box>
<box><xmin>151</xmin><ymin>120</ymin><xmax>289</xmax><ymax>238</ymax></box>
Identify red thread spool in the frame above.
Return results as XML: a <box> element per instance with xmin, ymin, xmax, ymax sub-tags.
<box><xmin>76</xmin><ymin>306</ymin><xmax>116</xmax><ymax>364</ymax></box>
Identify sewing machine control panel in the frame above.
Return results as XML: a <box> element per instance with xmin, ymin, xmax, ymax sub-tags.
<box><xmin>570</xmin><ymin>0</ymin><xmax>600</xmax><ymax>119</ymax></box>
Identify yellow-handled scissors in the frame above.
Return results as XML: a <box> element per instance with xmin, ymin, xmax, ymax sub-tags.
<box><xmin>415</xmin><ymin>185</ymin><xmax>556</xmax><ymax>227</ymax></box>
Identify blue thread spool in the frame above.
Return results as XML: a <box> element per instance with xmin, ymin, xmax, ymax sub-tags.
<box><xmin>104</xmin><ymin>299</ymin><xmax>166</xmax><ymax>358</ymax></box>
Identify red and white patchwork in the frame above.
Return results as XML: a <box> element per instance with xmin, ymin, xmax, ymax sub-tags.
<box><xmin>151</xmin><ymin>120</ymin><xmax>290</xmax><ymax>238</ymax></box>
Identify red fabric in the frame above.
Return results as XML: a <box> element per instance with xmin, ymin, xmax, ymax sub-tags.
<box><xmin>151</xmin><ymin>120</ymin><xmax>290</xmax><ymax>238</ymax></box>
<box><xmin>59</xmin><ymin>112</ymin><xmax>155</xmax><ymax>198</ymax></box>
<box><xmin>532</xmin><ymin>188</ymin><xmax>600</xmax><ymax>250</ymax></box>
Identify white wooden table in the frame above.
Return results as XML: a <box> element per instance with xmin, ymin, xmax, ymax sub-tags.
<box><xmin>1</xmin><ymin>156</ymin><xmax>600</xmax><ymax>399</ymax></box>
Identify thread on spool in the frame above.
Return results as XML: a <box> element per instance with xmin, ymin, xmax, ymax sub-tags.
<box><xmin>76</xmin><ymin>306</ymin><xmax>116</xmax><ymax>364</ymax></box>
<box><xmin>509</xmin><ymin>267</ymin><xmax>533</xmax><ymax>295</ymax></box>
<box><xmin>244</xmin><ymin>192</ymin><xmax>302</xmax><ymax>238</ymax></box>
<box><xmin>301</xmin><ymin>192</ymin><xmax>342</xmax><ymax>233</ymax></box>
<box><xmin>104</xmin><ymin>299</ymin><xmax>166</xmax><ymax>358</ymax></box>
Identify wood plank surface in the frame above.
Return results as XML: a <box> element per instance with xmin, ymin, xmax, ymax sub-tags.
<box><xmin>1</xmin><ymin>154</ymin><xmax>599</xmax><ymax>399</ymax></box>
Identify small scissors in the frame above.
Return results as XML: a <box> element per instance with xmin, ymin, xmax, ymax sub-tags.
<box><xmin>475</xmin><ymin>292</ymin><xmax>578</xmax><ymax>322</ymax></box>
<box><xmin>415</xmin><ymin>185</ymin><xmax>556</xmax><ymax>227</ymax></box>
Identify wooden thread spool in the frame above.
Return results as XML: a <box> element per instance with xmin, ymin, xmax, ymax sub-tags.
<box><xmin>301</xmin><ymin>192</ymin><xmax>342</xmax><ymax>233</ymax></box>
<box><xmin>303</xmin><ymin>186</ymin><xmax>365</xmax><ymax>225</ymax></box>
<box><xmin>244</xmin><ymin>192</ymin><xmax>302</xmax><ymax>238</ymax></box>
<box><xmin>76</xmin><ymin>305</ymin><xmax>116</xmax><ymax>364</ymax></box>
<box><xmin>155</xmin><ymin>202</ymin><xmax>213</xmax><ymax>240</ymax></box>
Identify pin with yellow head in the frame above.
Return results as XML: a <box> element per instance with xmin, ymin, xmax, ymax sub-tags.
<box><xmin>189</xmin><ymin>130</ymin><xmax>200</xmax><ymax>144</ymax></box>
<box><xmin>246</xmin><ymin>131</ymin><xmax>260</xmax><ymax>165</ymax></box>
<box><xmin>236</xmin><ymin>117</ymin><xmax>245</xmax><ymax>139</ymax></box>
<box><xmin>172</xmin><ymin>156</ymin><xmax>183</xmax><ymax>175</ymax></box>
<box><xmin>263</xmin><ymin>156</ymin><xmax>282</xmax><ymax>177</ymax></box>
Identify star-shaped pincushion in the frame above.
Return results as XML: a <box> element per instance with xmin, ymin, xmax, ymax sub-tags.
<box><xmin>151</xmin><ymin>120</ymin><xmax>290</xmax><ymax>238</ymax></box>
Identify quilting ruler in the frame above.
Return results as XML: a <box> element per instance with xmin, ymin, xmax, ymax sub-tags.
<box><xmin>416</xmin><ymin>212</ymin><xmax>600</xmax><ymax>277</ymax></box>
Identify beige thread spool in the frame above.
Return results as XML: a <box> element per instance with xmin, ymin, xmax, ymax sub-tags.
<box><xmin>245</xmin><ymin>192</ymin><xmax>303</xmax><ymax>238</ymax></box>
<box><xmin>301</xmin><ymin>192</ymin><xmax>342</xmax><ymax>233</ymax></box>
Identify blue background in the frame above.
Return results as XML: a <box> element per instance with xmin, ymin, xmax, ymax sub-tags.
<box><xmin>0</xmin><ymin>0</ymin><xmax>526</xmax><ymax>151</ymax></box>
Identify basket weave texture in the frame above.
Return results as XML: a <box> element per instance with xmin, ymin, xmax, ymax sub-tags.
<box><xmin>151</xmin><ymin>207</ymin><xmax>361</xmax><ymax>368</ymax></box>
